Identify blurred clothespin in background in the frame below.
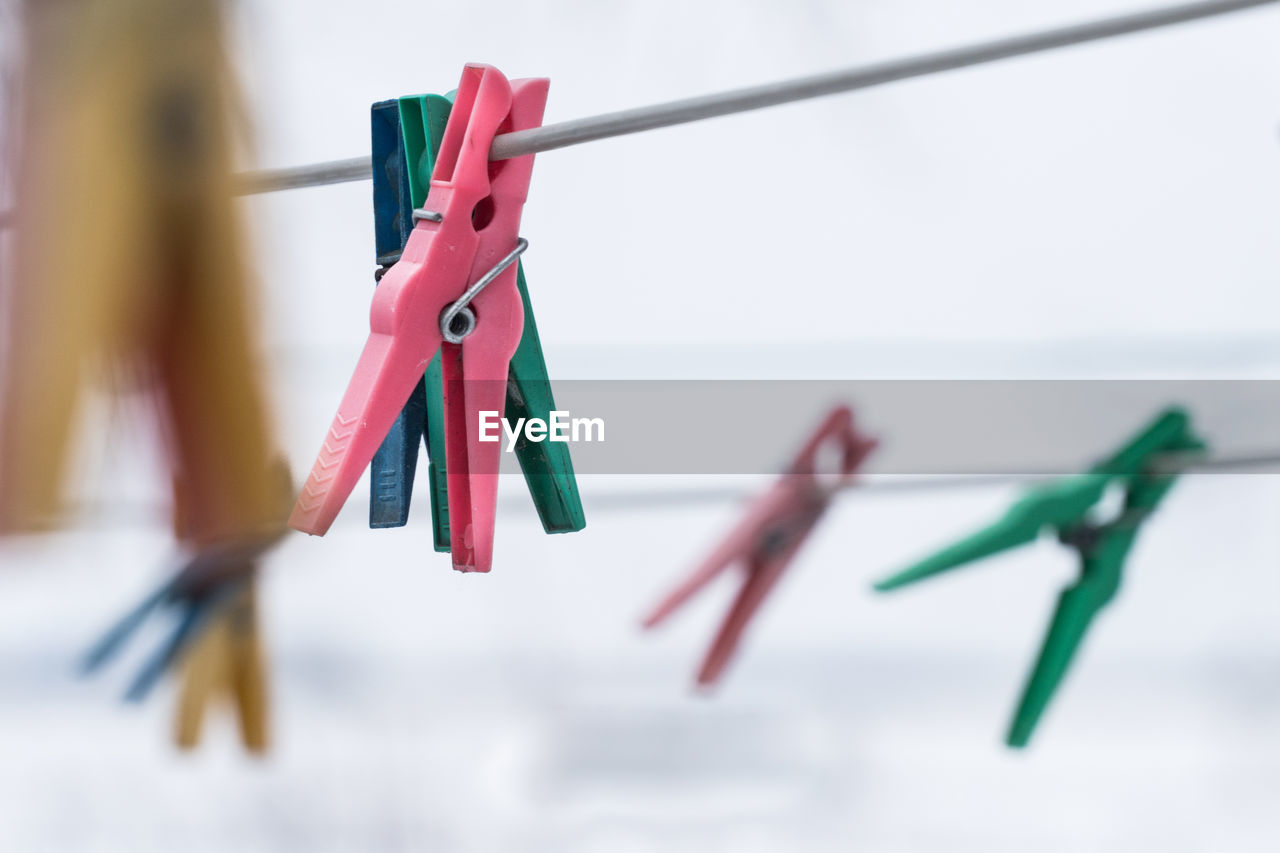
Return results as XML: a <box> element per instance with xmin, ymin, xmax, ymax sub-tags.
<box><xmin>874</xmin><ymin>406</ymin><xmax>1205</xmax><ymax>747</ymax></box>
<box><xmin>644</xmin><ymin>405</ymin><xmax>878</xmax><ymax>686</ymax></box>
<box><xmin>2</xmin><ymin>0</ymin><xmax>289</xmax><ymax>752</ymax></box>
<box><xmin>291</xmin><ymin>65</ymin><xmax>556</xmax><ymax>573</ymax></box>
<box><xmin>367</xmin><ymin>93</ymin><xmax>585</xmax><ymax>549</ymax></box>
<box><xmin>81</xmin><ymin>530</ymin><xmax>280</xmax><ymax>755</ymax></box>
<box><xmin>174</xmin><ymin>581</ymin><xmax>269</xmax><ymax>753</ymax></box>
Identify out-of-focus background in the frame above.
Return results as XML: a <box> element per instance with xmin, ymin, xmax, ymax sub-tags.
<box><xmin>2</xmin><ymin>0</ymin><xmax>1280</xmax><ymax>850</ymax></box>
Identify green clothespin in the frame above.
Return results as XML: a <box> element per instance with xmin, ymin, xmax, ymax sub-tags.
<box><xmin>398</xmin><ymin>92</ymin><xmax>586</xmax><ymax>551</ymax></box>
<box><xmin>873</xmin><ymin>407</ymin><xmax>1206</xmax><ymax>747</ymax></box>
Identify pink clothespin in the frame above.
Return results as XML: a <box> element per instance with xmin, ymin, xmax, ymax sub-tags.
<box><xmin>290</xmin><ymin>64</ymin><xmax>548</xmax><ymax>572</ymax></box>
<box><xmin>643</xmin><ymin>405</ymin><xmax>878</xmax><ymax>686</ymax></box>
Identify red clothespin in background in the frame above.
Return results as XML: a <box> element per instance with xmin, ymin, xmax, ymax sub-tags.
<box><xmin>643</xmin><ymin>405</ymin><xmax>877</xmax><ymax>686</ymax></box>
<box><xmin>290</xmin><ymin>64</ymin><xmax>547</xmax><ymax>572</ymax></box>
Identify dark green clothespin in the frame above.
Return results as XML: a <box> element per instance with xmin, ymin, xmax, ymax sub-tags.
<box><xmin>367</xmin><ymin>92</ymin><xmax>585</xmax><ymax>549</ymax></box>
<box><xmin>873</xmin><ymin>406</ymin><xmax>1206</xmax><ymax>747</ymax></box>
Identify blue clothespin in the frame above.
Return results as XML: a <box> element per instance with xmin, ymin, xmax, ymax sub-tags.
<box><xmin>368</xmin><ymin>99</ymin><xmax>439</xmax><ymax>533</ymax></box>
<box><xmin>81</xmin><ymin>547</ymin><xmax>255</xmax><ymax>701</ymax></box>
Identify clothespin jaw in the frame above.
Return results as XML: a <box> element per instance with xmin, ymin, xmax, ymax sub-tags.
<box><xmin>174</xmin><ymin>581</ymin><xmax>269</xmax><ymax>754</ymax></box>
<box><xmin>503</xmin><ymin>291</ymin><xmax>588</xmax><ymax>535</ymax></box>
<box><xmin>1089</xmin><ymin>406</ymin><xmax>1203</xmax><ymax>476</ymax></box>
<box><xmin>873</xmin><ymin>406</ymin><xmax>1205</xmax><ymax>747</ymax></box>
<box><xmin>644</xmin><ymin>405</ymin><xmax>877</xmax><ymax>686</ymax></box>
<box><xmin>786</xmin><ymin>405</ymin><xmax>878</xmax><ymax>482</ymax></box>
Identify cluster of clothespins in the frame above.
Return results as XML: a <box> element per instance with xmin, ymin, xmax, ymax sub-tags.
<box><xmin>1</xmin><ymin>0</ymin><xmax>1275</xmax><ymax>757</ymax></box>
<box><xmin>1</xmin><ymin>0</ymin><xmax>290</xmax><ymax>753</ymax></box>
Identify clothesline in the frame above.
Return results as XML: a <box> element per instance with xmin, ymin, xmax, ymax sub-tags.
<box><xmin>231</xmin><ymin>0</ymin><xmax>1278</xmax><ymax>193</ymax></box>
<box><xmin>0</xmin><ymin>0</ymin><xmax>1272</xmax><ymax>216</ymax></box>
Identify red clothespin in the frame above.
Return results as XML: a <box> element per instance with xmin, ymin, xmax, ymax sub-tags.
<box><xmin>290</xmin><ymin>64</ymin><xmax>547</xmax><ymax>572</ymax></box>
<box><xmin>643</xmin><ymin>405</ymin><xmax>877</xmax><ymax>686</ymax></box>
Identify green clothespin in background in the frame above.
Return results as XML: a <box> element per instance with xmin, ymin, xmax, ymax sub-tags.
<box><xmin>873</xmin><ymin>406</ymin><xmax>1206</xmax><ymax>747</ymax></box>
<box><xmin>391</xmin><ymin>91</ymin><xmax>586</xmax><ymax>550</ymax></box>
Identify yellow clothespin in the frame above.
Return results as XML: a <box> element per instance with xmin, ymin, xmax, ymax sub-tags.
<box><xmin>174</xmin><ymin>579</ymin><xmax>270</xmax><ymax>754</ymax></box>
<box><xmin>2</xmin><ymin>0</ymin><xmax>283</xmax><ymax>541</ymax></box>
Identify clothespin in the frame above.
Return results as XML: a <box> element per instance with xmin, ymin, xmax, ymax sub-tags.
<box><xmin>291</xmin><ymin>65</ymin><xmax>551</xmax><ymax>573</ymax></box>
<box><xmin>873</xmin><ymin>406</ymin><xmax>1205</xmax><ymax>747</ymax></box>
<box><xmin>367</xmin><ymin>97</ymin><xmax>438</xmax><ymax>533</ymax></box>
<box><xmin>174</xmin><ymin>581</ymin><xmax>269</xmax><ymax>753</ymax></box>
<box><xmin>81</xmin><ymin>537</ymin><xmax>275</xmax><ymax>753</ymax></box>
<box><xmin>1</xmin><ymin>0</ymin><xmax>286</xmax><ymax>543</ymax></box>
<box><xmin>643</xmin><ymin>406</ymin><xmax>878</xmax><ymax>686</ymax></box>
<box><xmin>80</xmin><ymin>458</ymin><xmax>288</xmax><ymax>753</ymax></box>
<box><xmin>366</xmin><ymin>94</ymin><xmax>585</xmax><ymax>549</ymax></box>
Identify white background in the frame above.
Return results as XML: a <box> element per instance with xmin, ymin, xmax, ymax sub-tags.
<box><xmin>2</xmin><ymin>0</ymin><xmax>1280</xmax><ymax>850</ymax></box>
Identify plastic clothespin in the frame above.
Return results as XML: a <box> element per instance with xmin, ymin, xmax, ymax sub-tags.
<box><xmin>81</xmin><ymin>537</ymin><xmax>275</xmax><ymax>753</ymax></box>
<box><xmin>290</xmin><ymin>64</ymin><xmax>548</xmax><ymax>573</ymax></box>
<box><xmin>174</xmin><ymin>582</ymin><xmax>269</xmax><ymax>754</ymax></box>
<box><xmin>367</xmin><ymin>97</ymin><xmax>438</xmax><ymax>533</ymax></box>
<box><xmin>873</xmin><ymin>406</ymin><xmax>1206</xmax><ymax>747</ymax></box>
<box><xmin>367</xmin><ymin>93</ymin><xmax>585</xmax><ymax>549</ymax></box>
<box><xmin>1</xmin><ymin>0</ymin><xmax>287</xmax><ymax>541</ymax></box>
<box><xmin>643</xmin><ymin>405</ymin><xmax>878</xmax><ymax>686</ymax></box>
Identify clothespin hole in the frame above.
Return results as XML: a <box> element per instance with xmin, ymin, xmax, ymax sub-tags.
<box><xmin>471</xmin><ymin>197</ymin><xmax>496</xmax><ymax>230</ymax></box>
<box><xmin>1088</xmin><ymin>482</ymin><xmax>1126</xmax><ymax>526</ymax></box>
<box><xmin>811</xmin><ymin>439</ymin><xmax>849</xmax><ymax>493</ymax></box>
